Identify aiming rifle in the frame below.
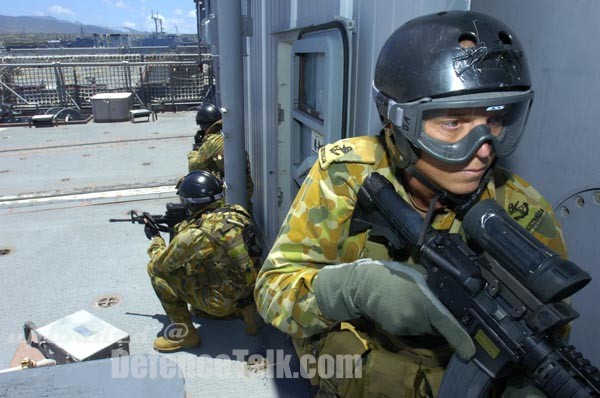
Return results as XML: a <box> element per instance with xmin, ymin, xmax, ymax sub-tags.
<box><xmin>192</xmin><ymin>128</ymin><xmax>205</xmax><ymax>151</ymax></box>
<box><xmin>109</xmin><ymin>202</ymin><xmax>187</xmax><ymax>241</ymax></box>
<box><xmin>349</xmin><ymin>172</ymin><xmax>600</xmax><ymax>397</ymax></box>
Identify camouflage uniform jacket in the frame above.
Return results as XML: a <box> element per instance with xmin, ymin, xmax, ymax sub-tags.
<box><xmin>188</xmin><ymin>121</ymin><xmax>225</xmax><ymax>177</ymax></box>
<box><xmin>187</xmin><ymin>120</ymin><xmax>255</xmax><ymax>205</ymax></box>
<box><xmin>148</xmin><ymin>202</ymin><xmax>258</xmax><ymax>299</ymax></box>
<box><xmin>255</xmin><ymin>134</ymin><xmax>568</xmax><ymax>339</ymax></box>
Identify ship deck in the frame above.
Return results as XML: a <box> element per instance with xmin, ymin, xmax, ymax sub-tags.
<box><xmin>0</xmin><ymin>111</ymin><xmax>313</xmax><ymax>397</ymax></box>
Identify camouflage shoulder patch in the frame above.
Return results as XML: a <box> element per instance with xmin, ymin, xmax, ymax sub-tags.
<box><xmin>318</xmin><ymin>136</ymin><xmax>379</xmax><ymax>170</ymax></box>
<box><xmin>497</xmin><ymin>168</ymin><xmax>567</xmax><ymax>255</ymax></box>
<box><xmin>497</xmin><ymin>168</ymin><xmax>547</xmax><ymax>231</ymax></box>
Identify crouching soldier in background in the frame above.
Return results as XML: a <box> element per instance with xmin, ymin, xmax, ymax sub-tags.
<box><xmin>187</xmin><ymin>103</ymin><xmax>255</xmax><ymax>212</ymax></box>
<box><xmin>146</xmin><ymin>170</ymin><xmax>263</xmax><ymax>352</ymax></box>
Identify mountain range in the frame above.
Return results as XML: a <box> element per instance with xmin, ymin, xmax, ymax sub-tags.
<box><xmin>0</xmin><ymin>15</ymin><xmax>145</xmax><ymax>34</ymax></box>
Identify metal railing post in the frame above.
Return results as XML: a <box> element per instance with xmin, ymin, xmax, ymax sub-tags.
<box><xmin>53</xmin><ymin>62</ymin><xmax>67</xmax><ymax>107</ymax></box>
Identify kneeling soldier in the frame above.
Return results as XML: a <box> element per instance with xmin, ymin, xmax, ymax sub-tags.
<box><xmin>146</xmin><ymin>170</ymin><xmax>263</xmax><ymax>352</ymax></box>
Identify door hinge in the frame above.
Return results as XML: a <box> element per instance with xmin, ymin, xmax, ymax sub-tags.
<box><xmin>278</xmin><ymin>187</ymin><xmax>283</xmax><ymax>208</ymax></box>
<box><xmin>277</xmin><ymin>103</ymin><xmax>285</xmax><ymax>125</ymax></box>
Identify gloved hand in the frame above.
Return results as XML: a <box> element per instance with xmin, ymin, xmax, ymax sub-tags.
<box><xmin>502</xmin><ymin>376</ymin><xmax>547</xmax><ymax>398</ymax></box>
<box><xmin>192</xmin><ymin>129</ymin><xmax>205</xmax><ymax>150</ymax></box>
<box><xmin>313</xmin><ymin>258</ymin><xmax>475</xmax><ymax>360</ymax></box>
<box><xmin>144</xmin><ymin>222</ymin><xmax>160</xmax><ymax>239</ymax></box>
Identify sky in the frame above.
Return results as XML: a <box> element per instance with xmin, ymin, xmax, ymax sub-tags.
<box><xmin>0</xmin><ymin>0</ymin><xmax>199</xmax><ymax>34</ymax></box>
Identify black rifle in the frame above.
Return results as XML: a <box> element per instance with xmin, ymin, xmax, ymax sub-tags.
<box><xmin>109</xmin><ymin>202</ymin><xmax>187</xmax><ymax>240</ymax></box>
<box><xmin>192</xmin><ymin>128</ymin><xmax>205</xmax><ymax>151</ymax></box>
<box><xmin>349</xmin><ymin>172</ymin><xmax>600</xmax><ymax>398</ymax></box>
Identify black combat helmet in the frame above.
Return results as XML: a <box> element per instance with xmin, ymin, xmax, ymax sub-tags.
<box><xmin>195</xmin><ymin>103</ymin><xmax>222</xmax><ymax>131</ymax></box>
<box><xmin>373</xmin><ymin>11</ymin><xmax>534</xmax><ymax>167</ymax></box>
<box><xmin>177</xmin><ymin>170</ymin><xmax>224</xmax><ymax>212</ymax></box>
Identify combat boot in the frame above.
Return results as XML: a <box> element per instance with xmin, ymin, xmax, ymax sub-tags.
<box><xmin>153</xmin><ymin>321</ymin><xmax>201</xmax><ymax>352</ymax></box>
<box><xmin>237</xmin><ymin>304</ymin><xmax>265</xmax><ymax>336</ymax></box>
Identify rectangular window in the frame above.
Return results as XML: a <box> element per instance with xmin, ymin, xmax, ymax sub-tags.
<box><xmin>296</xmin><ymin>52</ymin><xmax>324</xmax><ymax>120</ymax></box>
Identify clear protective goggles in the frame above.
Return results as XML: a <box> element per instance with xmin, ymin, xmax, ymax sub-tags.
<box><xmin>179</xmin><ymin>192</ymin><xmax>223</xmax><ymax>207</ymax></box>
<box><xmin>374</xmin><ymin>85</ymin><xmax>534</xmax><ymax>164</ymax></box>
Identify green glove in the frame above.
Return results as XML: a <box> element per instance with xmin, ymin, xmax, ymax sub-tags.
<box><xmin>502</xmin><ymin>376</ymin><xmax>547</xmax><ymax>398</ymax></box>
<box><xmin>313</xmin><ymin>258</ymin><xmax>475</xmax><ymax>360</ymax></box>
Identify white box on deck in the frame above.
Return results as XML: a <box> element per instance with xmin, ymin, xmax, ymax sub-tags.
<box><xmin>91</xmin><ymin>92</ymin><xmax>133</xmax><ymax>122</ymax></box>
<box><xmin>35</xmin><ymin>309</ymin><xmax>129</xmax><ymax>362</ymax></box>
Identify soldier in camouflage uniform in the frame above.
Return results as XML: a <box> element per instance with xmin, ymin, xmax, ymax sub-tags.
<box><xmin>147</xmin><ymin>170</ymin><xmax>263</xmax><ymax>352</ymax></box>
<box><xmin>255</xmin><ymin>11</ymin><xmax>568</xmax><ymax>397</ymax></box>
<box><xmin>187</xmin><ymin>103</ymin><xmax>254</xmax><ymax>211</ymax></box>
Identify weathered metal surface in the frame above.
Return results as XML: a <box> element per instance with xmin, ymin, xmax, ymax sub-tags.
<box><xmin>0</xmin><ymin>355</ymin><xmax>186</xmax><ymax>398</ymax></box>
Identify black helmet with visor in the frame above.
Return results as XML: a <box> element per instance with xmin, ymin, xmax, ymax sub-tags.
<box><xmin>195</xmin><ymin>103</ymin><xmax>222</xmax><ymax>131</ymax></box>
<box><xmin>177</xmin><ymin>170</ymin><xmax>224</xmax><ymax>212</ymax></box>
<box><xmin>373</xmin><ymin>11</ymin><xmax>533</xmax><ymax>165</ymax></box>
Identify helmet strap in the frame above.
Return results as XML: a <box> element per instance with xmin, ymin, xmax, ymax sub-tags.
<box><xmin>404</xmin><ymin>159</ymin><xmax>496</xmax><ymax>217</ymax></box>
<box><xmin>383</xmin><ymin>124</ymin><xmax>419</xmax><ymax>170</ymax></box>
<box><xmin>206</xmin><ymin>120</ymin><xmax>223</xmax><ymax>135</ymax></box>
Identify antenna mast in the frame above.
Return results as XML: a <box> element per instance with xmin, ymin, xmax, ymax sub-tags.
<box><xmin>151</xmin><ymin>10</ymin><xmax>160</xmax><ymax>35</ymax></box>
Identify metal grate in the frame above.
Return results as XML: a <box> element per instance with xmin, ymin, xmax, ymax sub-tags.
<box><xmin>0</xmin><ymin>52</ymin><xmax>214</xmax><ymax>110</ymax></box>
<box><xmin>94</xmin><ymin>294</ymin><xmax>122</xmax><ymax>308</ymax></box>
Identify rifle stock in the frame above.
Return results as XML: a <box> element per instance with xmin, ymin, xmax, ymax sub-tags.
<box><xmin>350</xmin><ymin>172</ymin><xmax>600</xmax><ymax>398</ymax></box>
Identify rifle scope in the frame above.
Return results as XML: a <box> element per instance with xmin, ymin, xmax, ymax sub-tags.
<box><xmin>462</xmin><ymin>199</ymin><xmax>591</xmax><ymax>303</ymax></box>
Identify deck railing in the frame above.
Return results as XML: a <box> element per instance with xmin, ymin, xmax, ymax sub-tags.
<box><xmin>0</xmin><ymin>52</ymin><xmax>214</xmax><ymax>110</ymax></box>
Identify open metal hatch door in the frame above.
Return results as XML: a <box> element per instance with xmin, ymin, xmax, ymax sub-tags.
<box><xmin>289</xmin><ymin>20</ymin><xmax>352</xmax><ymax>192</ymax></box>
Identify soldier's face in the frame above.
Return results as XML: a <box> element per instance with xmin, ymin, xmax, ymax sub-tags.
<box><xmin>415</xmin><ymin>110</ymin><xmax>497</xmax><ymax>195</ymax></box>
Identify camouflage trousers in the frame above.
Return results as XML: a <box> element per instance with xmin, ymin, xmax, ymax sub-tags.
<box><xmin>147</xmin><ymin>264</ymin><xmax>253</xmax><ymax>324</ymax></box>
<box><xmin>294</xmin><ymin>322</ymin><xmax>452</xmax><ymax>398</ymax></box>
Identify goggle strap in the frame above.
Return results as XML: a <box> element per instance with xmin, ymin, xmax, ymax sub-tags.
<box><xmin>181</xmin><ymin>192</ymin><xmax>224</xmax><ymax>205</ymax></box>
